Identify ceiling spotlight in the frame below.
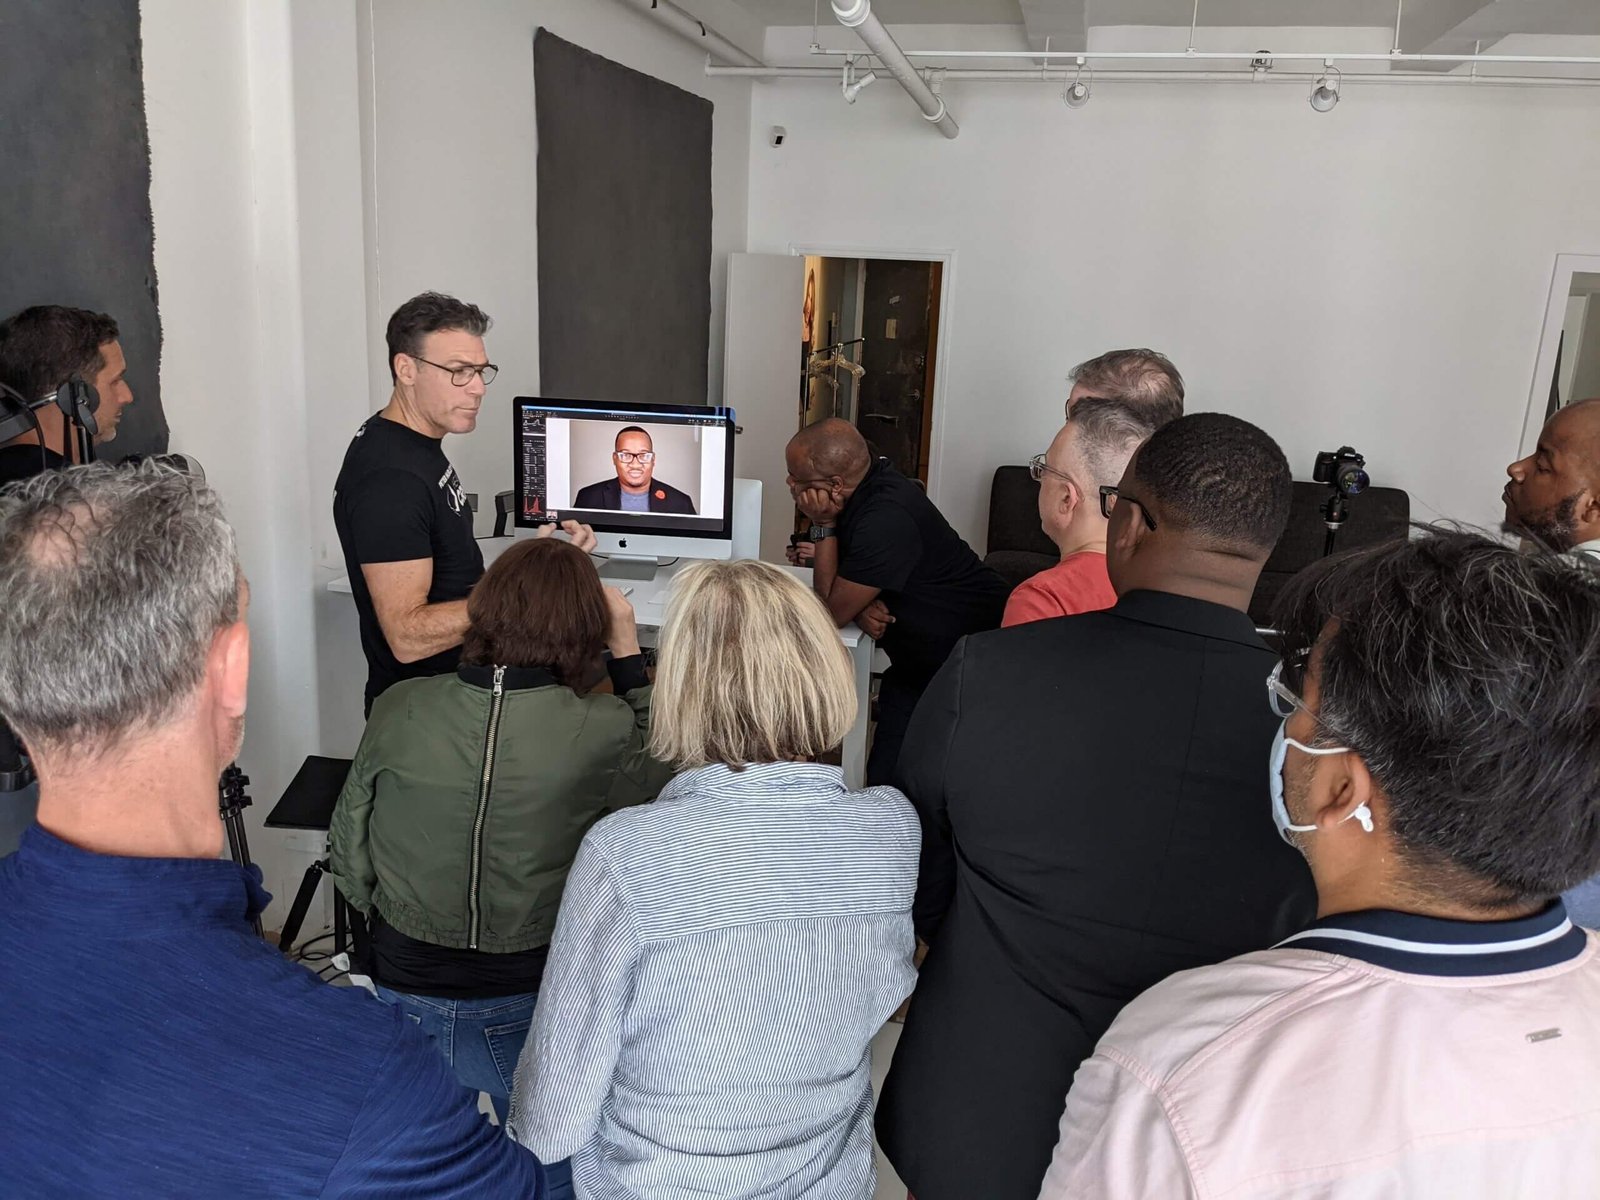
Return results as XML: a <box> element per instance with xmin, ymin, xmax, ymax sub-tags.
<box><xmin>1063</xmin><ymin>58</ymin><xmax>1091</xmax><ymax>109</ymax></box>
<box><xmin>1310</xmin><ymin>64</ymin><xmax>1341</xmax><ymax>112</ymax></box>
<box><xmin>842</xmin><ymin>69</ymin><xmax>878</xmax><ymax>104</ymax></box>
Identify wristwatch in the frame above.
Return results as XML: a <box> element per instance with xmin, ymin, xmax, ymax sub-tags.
<box><xmin>808</xmin><ymin>524</ymin><xmax>837</xmax><ymax>542</ymax></box>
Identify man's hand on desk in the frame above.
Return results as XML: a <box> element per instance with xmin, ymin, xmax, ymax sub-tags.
<box><xmin>786</xmin><ymin>540</ymin><xmax>816</xmax><ymax>567</ymax></box>
<box><xmin>536</xmin><ymin>519</ymin><xmax>598</xmax><ymax>554</ymax></box>
<box><xmin>856</xmin><ymin>599</ymin><xmax>894</xmax><ymax>640</ymax></box>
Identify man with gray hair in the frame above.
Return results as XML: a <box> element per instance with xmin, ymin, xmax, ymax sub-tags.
<box><xmin>1066</xmin><ymin>347</ymin><xmax>1185</xmax><ymax>428</ymax></box>
<box><xmin>0</xmin><ymin>464</ymin><xmax>544</xmax><ymax>1196</ymax></box>
<box><xmin>1007</xmin><ymin>399</ymin><xmax>1153</xmax><ymax>626</ymax></box>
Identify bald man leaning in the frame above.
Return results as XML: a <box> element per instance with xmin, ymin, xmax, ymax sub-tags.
<box><xmin>784</xmin><ymin>420</ymin><xmax>1007</xmax><ymax>786</ymax></box>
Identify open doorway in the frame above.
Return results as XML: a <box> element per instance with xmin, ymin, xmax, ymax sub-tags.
<box><xmin>801</xmin><ymin>256</ymin><xmax>943</xmax><ymax>487</ymax></box>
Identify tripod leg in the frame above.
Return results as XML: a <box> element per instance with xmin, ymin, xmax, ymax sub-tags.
<box><xmin>279</xmin><ymin>860</ymin><xmax>326</xmax><ymax>956</ymax></box>
<box><xmin>334</xmin><ymin>888</ymin><xmax>347</xmax><ymax>960</ymax></box>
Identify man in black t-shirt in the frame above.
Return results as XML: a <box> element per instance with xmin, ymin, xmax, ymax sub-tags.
<box><xmin>785</xmin><ymin>418</ymin><xmax>1007</xmax><ymax>785</ymax></box>
<box><xmin>334</xmin><ymin>292</ymin><xmax>594</xmax><ymax>713</ymax></box>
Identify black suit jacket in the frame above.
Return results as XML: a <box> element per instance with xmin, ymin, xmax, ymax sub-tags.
<box><xmin>875</xmin><ymin>590</ymin><xmax>1317</xmax><ymax>1200</ymax></box>
<box><xmin>572</xmin><ymin>477</ymin><xmax>697</xmax><ymax>515</ymax></box>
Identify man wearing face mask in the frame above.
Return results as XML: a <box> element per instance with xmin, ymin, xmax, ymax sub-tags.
<box><xmin>1039</xmin><ymin>529</ymin><xmax>1600</xmax><ymax>1199</ymax></box>
<box><xmin>876</xmin><ymin>414</ymin><xmax>1316</xmax><ymax>1200</ymax></box>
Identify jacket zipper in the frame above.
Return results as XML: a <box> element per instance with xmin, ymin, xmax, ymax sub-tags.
<box><xmin>468</xmin><ymin>665</ymin><xmax>506</xmax><ymax>950</ymax></box>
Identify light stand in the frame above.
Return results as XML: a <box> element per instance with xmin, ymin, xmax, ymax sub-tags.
<box><xmin>1321</xmin><ymin>491</ymin><xmax>1348</xmax><ymax>558</ymax></box>
<box><xmin>219</xmin><ymin>764</ymin><xmax>264</xmax><ymax>939</ymax></box>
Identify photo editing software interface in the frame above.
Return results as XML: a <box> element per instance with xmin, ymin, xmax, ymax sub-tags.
<box><xmin>515</xmin><ymin>400</ymin><xmax>734</xmax><ymax>537</ymax></box>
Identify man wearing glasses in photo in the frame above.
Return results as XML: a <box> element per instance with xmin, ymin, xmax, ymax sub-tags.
<box><xmin>876</xmin><ymin>412</ymin><xmax>1316</xmax><ymax>1200</ymax></box>
<box><xmin>334</xmin><ymin>292</ymin><xmax>595</xmax><ymax>715</ymax></box>
<box><xmin>574</xmin><ymin>426</ymin><xmax>697</xmax><ymax>514</ymax></box>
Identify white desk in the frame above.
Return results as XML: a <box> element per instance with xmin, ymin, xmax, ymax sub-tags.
<box><xmin>327</xmin><ymin>539</ymin><xmax>875</xmax><ymax>788</ymax></box>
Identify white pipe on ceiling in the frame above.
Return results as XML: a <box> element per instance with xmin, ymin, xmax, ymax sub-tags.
<box><xmin>831</xmin><ymin>0</ymin><xmax>960</xmax><ymax>138</ymax></box>
<box><xmin>818</xmin><ymin>48</ymin><xmax>1600</xmax><ymax>66</ymax></box>
<box><xmin>707</xmin><ymin>64</ymin><xmax>1600</xmax><ymax>88</ymax></box>
<box><xmin>615</xmin><ymin>0</ymin><xmax>762</xmax><ymax>68</ymax></box>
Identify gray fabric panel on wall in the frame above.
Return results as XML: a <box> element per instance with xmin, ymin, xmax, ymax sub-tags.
<box><xmin>0</xmin><ymin>0</ymin><xmax>165</xmax><ymax>457</ymax></box>
<box><xmin>534</xmin><ymin>29</ymin><xmax>712</xmax><ymax>407</ymax></box>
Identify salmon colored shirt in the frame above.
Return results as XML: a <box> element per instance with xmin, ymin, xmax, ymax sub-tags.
<box><xmin>1001</xmin><ymin>551</ymin><xmax>1117</xmax><ymax>627</ymax></box>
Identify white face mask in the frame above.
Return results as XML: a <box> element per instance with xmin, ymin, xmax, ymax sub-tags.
<box><xmin>1269</xmin><ymin>721</ymin><xmax>1375</xmax><ymax>844</ymax></box>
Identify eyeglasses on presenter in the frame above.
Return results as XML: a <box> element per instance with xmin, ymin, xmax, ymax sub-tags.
<box><xmin>412</xmin><ymin>356</ymin><xmax>499</xmax><ymax>387</ymax></box>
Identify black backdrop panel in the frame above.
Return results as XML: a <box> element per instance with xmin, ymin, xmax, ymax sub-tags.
<box><xmin>534</xmin><ymin>29</ymin><xmax>712</xmax><ymax>407</ymax></box>
<box><xmin>0</xmin><ymin>0</ymin><xmax>165</xmax><ymax>457</ymax></box>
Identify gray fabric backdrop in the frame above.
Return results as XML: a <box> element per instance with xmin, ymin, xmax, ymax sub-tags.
<box><xmin>0</xmin><ymin>0</ymin><xmax>165</xmax><ymax>457</ymax></box>
<box><xmin>534</xmin><ymin>29</ymin><xmax>712</xmax><ymax>409</ymax></box>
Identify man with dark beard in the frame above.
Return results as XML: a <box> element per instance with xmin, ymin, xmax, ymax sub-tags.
<box><xmin>1504</xmin><ymin>399</ymin><xmax>1600</xmax><ymax>556</ymax></box>
<box><xmin>1503</xmin><ymin>397</ymin><xmax>1600</xmax><ymax>925</ymax></box>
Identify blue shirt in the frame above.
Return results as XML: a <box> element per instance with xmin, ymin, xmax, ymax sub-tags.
<box><xmin>0</xmin><ymin>827</ymin><xmax>541</xmax><ymax>1198</ymax></box>
<box><xmin>619</xmin><ymin>487</ymin><xmax>650</xmax><ymax>512</ymax></box>
<box><xmin>509</xmin><ymin>762</ymin><xmax>919</xmax><ymax>1199</ymax></box>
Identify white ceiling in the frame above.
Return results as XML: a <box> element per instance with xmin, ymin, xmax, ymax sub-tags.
<box><xmin>733</xmin><ymin>0</ymin><xmax>1600</xmax><ymax>44</ymax></box>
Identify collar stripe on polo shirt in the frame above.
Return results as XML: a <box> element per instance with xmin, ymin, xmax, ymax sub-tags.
<box><xmin>1276</xmin><ymin>902</ymin><xmax>1589</xmax><ymax>977</ymax></box>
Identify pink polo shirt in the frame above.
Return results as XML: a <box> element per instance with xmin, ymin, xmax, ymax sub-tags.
<box><xmin>1039</xmin><ymin>903</ymin><xmax>1600</xmax><ymax>1199</ymax></box>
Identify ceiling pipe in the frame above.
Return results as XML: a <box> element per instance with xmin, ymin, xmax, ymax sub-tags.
<box><xmin>820</xmin><ymin>48</ymin><xmax>1600</xmax><ymax>65</ymax></box>
<box><xmin>831</xmin><ymin>0</ymin><xmax>960</xmax><ymax>138</ymax></box>
<box><xmin>705</xmin><ymin>64</ymin><xmax>1600</xmax><ymax>88</ymax></box>
<box><xmin>615</xmin><ymin>0</ymin><xmax>762</xmax><ymax>68</ymax></box>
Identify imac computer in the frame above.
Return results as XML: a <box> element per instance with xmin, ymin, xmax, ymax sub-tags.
<box><xmin>513</xmin><ymin>397</ymin><xmax>737</xmax><ymax>580</ymax></box>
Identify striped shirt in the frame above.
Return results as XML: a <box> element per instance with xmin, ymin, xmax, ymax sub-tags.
<box><xmin>507</xmin><ymin>762</ymin><xmax>919</xmax><ymax>1199</ymax></box>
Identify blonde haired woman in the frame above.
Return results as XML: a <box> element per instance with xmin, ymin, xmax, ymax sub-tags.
<box><xmin>507</xmin><ymin>560</ymin><xmax>919</xmax><ymax>1199</ymax></box>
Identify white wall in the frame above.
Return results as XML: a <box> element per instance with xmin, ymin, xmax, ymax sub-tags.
<box><xmin>362</xmin><ymin>0</ymin><xmax>753</xmax><ymax>510</ymax></box>
<box><xmin>747</xmin><ymin>71</ymin><xmax>1600</xmax><ymax>545</ymax></box>
<box><xmin>144</xmin><ymin>0</ymin><xmax>380</xmax><ymax>926</ymax></box>
<box><xmin>143</xmin><ymin>0</ymin><xmax>328</xmax><ymax>927</ymax></box>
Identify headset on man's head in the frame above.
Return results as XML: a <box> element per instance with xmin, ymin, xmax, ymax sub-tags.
<box><xmin>0</xmin><ymin>375</ymin><xmax>100</xmax><ymax>466</ymax></box>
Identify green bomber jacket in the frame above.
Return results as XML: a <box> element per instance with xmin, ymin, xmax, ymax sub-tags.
<box><xmin>329</xmin><ymin>656</ymin><xmax>673</xmax><ymax>953</ymax></box>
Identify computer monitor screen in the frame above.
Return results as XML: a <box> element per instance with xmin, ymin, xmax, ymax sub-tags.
<box><xmin>514</xmin><ymin>397</ymin><xmax>736</xmax><ymax>557</ymax></box>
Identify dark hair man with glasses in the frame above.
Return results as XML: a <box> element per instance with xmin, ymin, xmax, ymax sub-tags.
<box><xmin>335</xmin><ymin>291</ymin><xmax>595</xmax><ymax>713</ymax></box>
<box><xmin>573</xmin><ymin>425</ymin><xmax>697</xmax><ymax>514</ymax></box>
<box><xmin>1041</xmin><ymin>529</ymin><xmax>1600</xmax><ymax>1199</ymax></box>
<box><xmin>1004</xmin><ymin>399</ymin><xmax>1152</xmax><ymax>626</ymax></box>
<box><xmin>876</xmin><ymin>413</ymin><xmax>1315</xmax><ymax>1200</ymax></box>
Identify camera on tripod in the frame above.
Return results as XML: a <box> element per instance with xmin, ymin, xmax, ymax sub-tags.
<box><xmin>1313</xmin><ymin>447</ymin><xmax>1369</xmax><ymax>499</ymax></box>
<box><xmin>1313</xmin><ymin>446</ymin><xmax>1369</xmax><ymax>557</ymax></box>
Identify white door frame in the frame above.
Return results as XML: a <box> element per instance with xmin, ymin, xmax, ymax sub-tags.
<box><xmin>1521</xmin><ymin>253</ymin><xmax>1600</xmax><ymax>456</ymax></box>
<box><xmin>788</xmin><ymin>243</ymin><xmax>957</xmax><ymax>513</ymax></box>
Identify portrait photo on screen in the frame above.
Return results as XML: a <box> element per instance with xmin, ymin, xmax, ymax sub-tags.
<box><xmin>566</xmin><ymin>419</ymin><xmax>704</xmax><ymax>516</ymax></box>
